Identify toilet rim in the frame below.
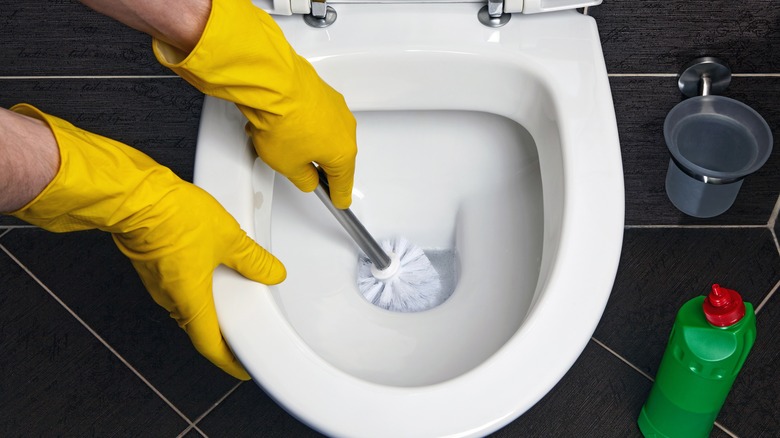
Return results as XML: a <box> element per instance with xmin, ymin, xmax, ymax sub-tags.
<box><xmin>208</xmin><ymin>151</ymin><xmax>623</xmax><ymax>438</ymax></box>
<box><xmin>201</xmin><ymin>87</ymin><xmax>623</xmax><ymax>437</ymax></box>
<box><xmin>195</xmin><ymin>7</ymin><xmax>624</xmax><ymax>437</ymax></box>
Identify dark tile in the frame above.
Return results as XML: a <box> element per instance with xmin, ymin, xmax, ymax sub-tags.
<box><xmin>590</xmin><ymin>0</ymin><xmax>780</xmax><ymax>73</ymax></box>
<box><xmin>776</xmin><ymin>206</ymin><xmax>780</xmax><ymax>238</ymax></box>
<box><xmin>0</xmin><ymin>77</ymin><xmax>202</xmax><ymax>226</ymax></box>
<box><xmin>594</xmin><ymin>227</ymin><xmax>780</xmax><ymax>377</ymax></box>
<box><xmin>198</xmin><ymin>342</ymin><xmax>742</xmax><ymax>437</ymax></box>
<box><xmin>0</xmin><ymin>228</ymin><xmax>239</xmax><ymax>420</ymax></box>
<box><xmin>0</xmin><ymin>78</ymin><xmax>202</xmax><ymax>181</ymax></box>
<box><xmin>197</xmin><ymin>382</ymin><xmax>325</xmax><ymax>438</ymax></box>
<box><xmin>0</xmin><ymin>242</ymin><xmax>188</xmax><ymax>435</ymax></box>
<box><xmin>720</xmin><ymin>290</ymin><xmax>780</xmax><ymax>436</ymax></box>
<box><xmin>490</xmin><ymin>341</ymin><xmax>651</xmax><ymax>437</ymax></box>
<box><xmin>0</xmin><ymin>217</ymin><xmax>30</xmax><ymax>227</ymax></box>
<box><xmin>593</xmin><ymin>228</ymin><xmax>780</xmax><ymax>436</ymax></box>
<box><xmin>611</xmin><ymin>76</ymin><xmax>780</xmax><ymax>225</ymax></box>
<box><xmin>0</xmin><ymin>0</ymin><xmax>168</xmax><ymax>76</ymax></box>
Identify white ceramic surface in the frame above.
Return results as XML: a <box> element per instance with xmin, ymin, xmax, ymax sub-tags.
<box><xmin>194</xmin><ymin>4</ymin><xmax>624</xmax><ymax>437</ymax></box>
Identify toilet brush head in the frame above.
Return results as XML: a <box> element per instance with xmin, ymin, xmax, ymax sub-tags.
<box><xmin>357</xmin><ymin>237</ymin><xmax>442</xmax><ymax>313</ymax></box>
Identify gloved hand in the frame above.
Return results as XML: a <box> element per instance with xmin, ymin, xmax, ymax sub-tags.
<box><xmin>153</xmin><ymin>0</ymin><xmax>357</xmax><ymax>209</ymax></box>
<box><xmin>8</xmin><ymin>104</ymin><xmax>286</xmax><ymax>380</ymax></box>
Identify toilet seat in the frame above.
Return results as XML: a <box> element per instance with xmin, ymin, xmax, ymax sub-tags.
<box><xmin>195</xmin><ymin>3</ymin><xmax>623</xmax><ymax>437</ymax></box>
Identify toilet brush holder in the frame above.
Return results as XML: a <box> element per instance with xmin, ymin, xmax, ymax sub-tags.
<box><xmin>664</xmin><ymin>57</ymin><xmax>773</xmax><ymax>218</ymax></box>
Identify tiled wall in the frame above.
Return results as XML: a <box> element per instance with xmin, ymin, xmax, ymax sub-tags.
<box><xmin>1</xmin><ymin>0</ymin><xmax>779</xmax><ymax>437</ymax></box>
<box><xmin>589</xmin><ymin>0</ymin><xmax>780</xmax><ymax>225</ymax></box>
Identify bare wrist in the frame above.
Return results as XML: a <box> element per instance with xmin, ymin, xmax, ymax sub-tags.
<box><xmin>79</xmin><ymin>0</ymin><xmax>211</xmax><ymax>53</ymax></box>
<box><xmin>0</xmin><ymin>107</ymin><xmax>60</xmax><ymax>213</ymax></box>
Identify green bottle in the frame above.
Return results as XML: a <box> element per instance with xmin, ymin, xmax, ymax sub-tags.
<box><xmin>638</xmin><ymin>284</ymin><xmax>756</xmax><ymax>438</ymax></box>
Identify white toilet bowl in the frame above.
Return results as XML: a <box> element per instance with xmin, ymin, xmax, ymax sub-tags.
<box><xmin>194</xmin><ymin>2</ymin><xmax>624</xmax><ymax>437</ymax></box>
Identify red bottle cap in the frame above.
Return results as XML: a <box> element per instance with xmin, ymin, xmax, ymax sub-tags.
<box><xmin>703</xmin><ymin>284</ymin><xmax>746</xmax><ymax>327</ymax></box>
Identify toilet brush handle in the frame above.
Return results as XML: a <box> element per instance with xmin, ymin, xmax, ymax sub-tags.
<box><xmin>313</xmin><ymin>166</ymin><xmax>393</xmax><ymax>270</ymax></box>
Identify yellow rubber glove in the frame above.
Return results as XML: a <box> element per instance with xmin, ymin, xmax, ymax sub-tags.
<box><xmin>8</xmin><ymin>104</ymin><xmax>286</xmax><ymax>381</ymax></box>
<box><xmin>153</xmin><ymin>0</ymin><xmax>357</xmax><ymax>208</ymax></box>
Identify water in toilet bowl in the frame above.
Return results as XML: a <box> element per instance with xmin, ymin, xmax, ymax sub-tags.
<box><xmin>259</xmin><ymin>109</ymin><xmax>543</xmax><ymax>387</ymax></box>
<box><xmin>421</xmin><ymin>248</ymin><xmax>459</xmax><ymax>306</ymax></box>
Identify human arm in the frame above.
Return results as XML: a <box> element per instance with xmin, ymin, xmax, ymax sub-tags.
<box><xmin>77</xmin><ymin>0</ymin><xmax>210</xmax><ymax>53</ymax></box>
<box><xmin>2</xmin><ymin>105</ymin><xmax>285</xmax><ymax>380</ymax></box>
<box><xmin>0</xmin><ymin>107</ymin><xmax>59</xmax><ymax>212</ymax></box>
<box><xmin>1</xmin><ymin>0</ymin><xmax>354</xmax><ymax>379</ymax></box>
<box><xmin>79</xmin><ymin>0</ymin><xmax>358</xmax><ymax>208</ymax></box>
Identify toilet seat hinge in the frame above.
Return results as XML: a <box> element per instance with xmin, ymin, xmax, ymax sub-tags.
<box><xmin>487</xmin><ymin>0</ymin><xmax>504</xmax><ymax>17</ymax></box>
<box><xmin>311</xmin><ymin>0</ymin><xmax>327</xmax><ymax>18</ymax></box>
<box><xmin>304</xmin><ymin>0</ymin><xmax>337</xmax><ymax>27</ymax></box>
<box><xmin>478</xmin><ymin>1</ymin><xmax>511</xmax><ymax>28</ymax></box>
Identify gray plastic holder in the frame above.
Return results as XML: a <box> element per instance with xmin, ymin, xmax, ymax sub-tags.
<box><xmin>664</xmin><ymin>95</ymin><xmax>772</xmax><ymax>218</ymax></box>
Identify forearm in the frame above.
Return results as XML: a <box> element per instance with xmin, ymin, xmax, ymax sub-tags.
<box><xmin>0</xmin><ymin>107</ymin><xmax>60</xmax><ymax>213</ymax></box>
<box><xmin>78</xmin><ymin>0</ymin><xmax>211</xmax><ymax>53</ymax></box>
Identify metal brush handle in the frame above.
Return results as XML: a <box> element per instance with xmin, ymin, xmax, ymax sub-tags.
<box><xmin>313</xmin><ymin>166</ymin><xmax>392</xmax><ymax>270</ymax></box>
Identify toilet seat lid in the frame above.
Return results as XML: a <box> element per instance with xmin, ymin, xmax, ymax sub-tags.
<box><xmin>252</xmin><ymin>0</ymin><xmax>601</xmax><ymax>17</ymax></box>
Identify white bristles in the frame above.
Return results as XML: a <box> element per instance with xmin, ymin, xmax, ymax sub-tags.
<box><xmin>357</xmin><ymin>237</ymin><xmax>442</xmax><ymax>312</ymax></box>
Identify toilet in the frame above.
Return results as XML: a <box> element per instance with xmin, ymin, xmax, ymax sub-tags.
<box><xmin>194</xmin><ymin>0</ymin><xmax>624</xmax><ymax>436</ymax></box>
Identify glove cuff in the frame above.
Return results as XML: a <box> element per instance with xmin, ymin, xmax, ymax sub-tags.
<box><xmin>152</xmin><ymin>0</ymin><xmax>300</xmax><ymax>107</ymax></box>
<box><xmin>151</xmin><ymin>0</ymin><xmax>331</xmax><ymax>132</ymax></box>
<box><xmin>9</xmin><ymin>104</ymin><xmax>180</xmax><ymax>234</ymax></box>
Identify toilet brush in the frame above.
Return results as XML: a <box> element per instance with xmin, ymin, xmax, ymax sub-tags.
<box><xmin>313</xmin><ymin>166</ymin><xmax>442</xmax><ymax>312</ymax></box>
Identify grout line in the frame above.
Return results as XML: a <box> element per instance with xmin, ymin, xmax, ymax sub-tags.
<box><xmin>0</xmin><ymin>243</ymin><xmax>196</xmax><ymax>428</ymax></box>
<box><xmin>178</xmin><ymin>381</ymin><xmax>244</xmax><ymax>438</ymax></box>
<box><xmin>625</xmin><ymin>224</ymin><xmax>766</xmax><ymax>229</ymax></box>
<box><xmin>608</xmin><ymin>73</ymin><xmax>780</xmax><ymax>78</ymax></box>
<box><xmin>714</xmin><ymin>422</ymin><xmax>740</xmax><ymax>438</ymax></box>
<box><xmin>192</xmin><ymin>426</ymin><xmax>209</xmax><ymax>437</ymax></box>
<box><xmin>0</xmin><ymin>75</ymin><xmax>179</xmax><ymax>80</ymax></box>
<box><xmin>175</xmin><ymin>425</ymin><xmax>199</xmax><ymax>438</ymax></box>
<box><xmin>772</xmin><ymin>226</ymin><xmax>780</xmax><ymax>259</ymax></box>
<box><xmin>755</xmin><ymin>195</ymin><xmax>780</xmax><ymax>314</ymax></box>
<box><xmin>755</xmin><ymin>279</ymin><xmax>780</xmax><ymax>315</ymax></box>
<box><xmin>732</xmin><ymin>73</ymin><xmax>780</xmax><ymax>77</ymax></box>
<box><xmin>768</xmin><ymin>195</ymin><xmax>780</xmax><ymax>256</ymax></box>
<box><xmin>768</xmin><ymin>194</ymin><xmax>780</xmax><ymax>229</ymax></box>
<box><xmin>176</xmin><ymin>424</ymin><xmax>208</xmax><ymax>438</ymax></box>
<box><xmin>591</xmin><ymin>337</ymin><xmax>655</xmax><ymax>381</ymax></box>
<box><xmin>608</xmin><ymin>73</ymin><xmax>677</xmax><ymax>77</ymax></box>
<box><xmin>0</xmin><ymin>229</ymin><xmax>11</xmax><ymax>239</ymax></box>
<box><xmin>0</xmin><ymin>224</ymin><xmax>38</xmax><ymax>229</ymax></box>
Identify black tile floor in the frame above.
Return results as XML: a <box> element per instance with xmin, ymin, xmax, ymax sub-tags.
<box><xmin>2</xmin><ymin>1</ymin><xmax>780</xmax><ymax>437</ymax></box>
<box><xmin>2</xmin><ymin>223</ymin><xmax>778</xmax><ymax>436</ymax></box>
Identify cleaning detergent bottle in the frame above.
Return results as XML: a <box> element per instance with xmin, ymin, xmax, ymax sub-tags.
<box><xmin>638</xmin><ymin>284</ymin><xmax>756</xmax><ymax>438</ymax></box>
